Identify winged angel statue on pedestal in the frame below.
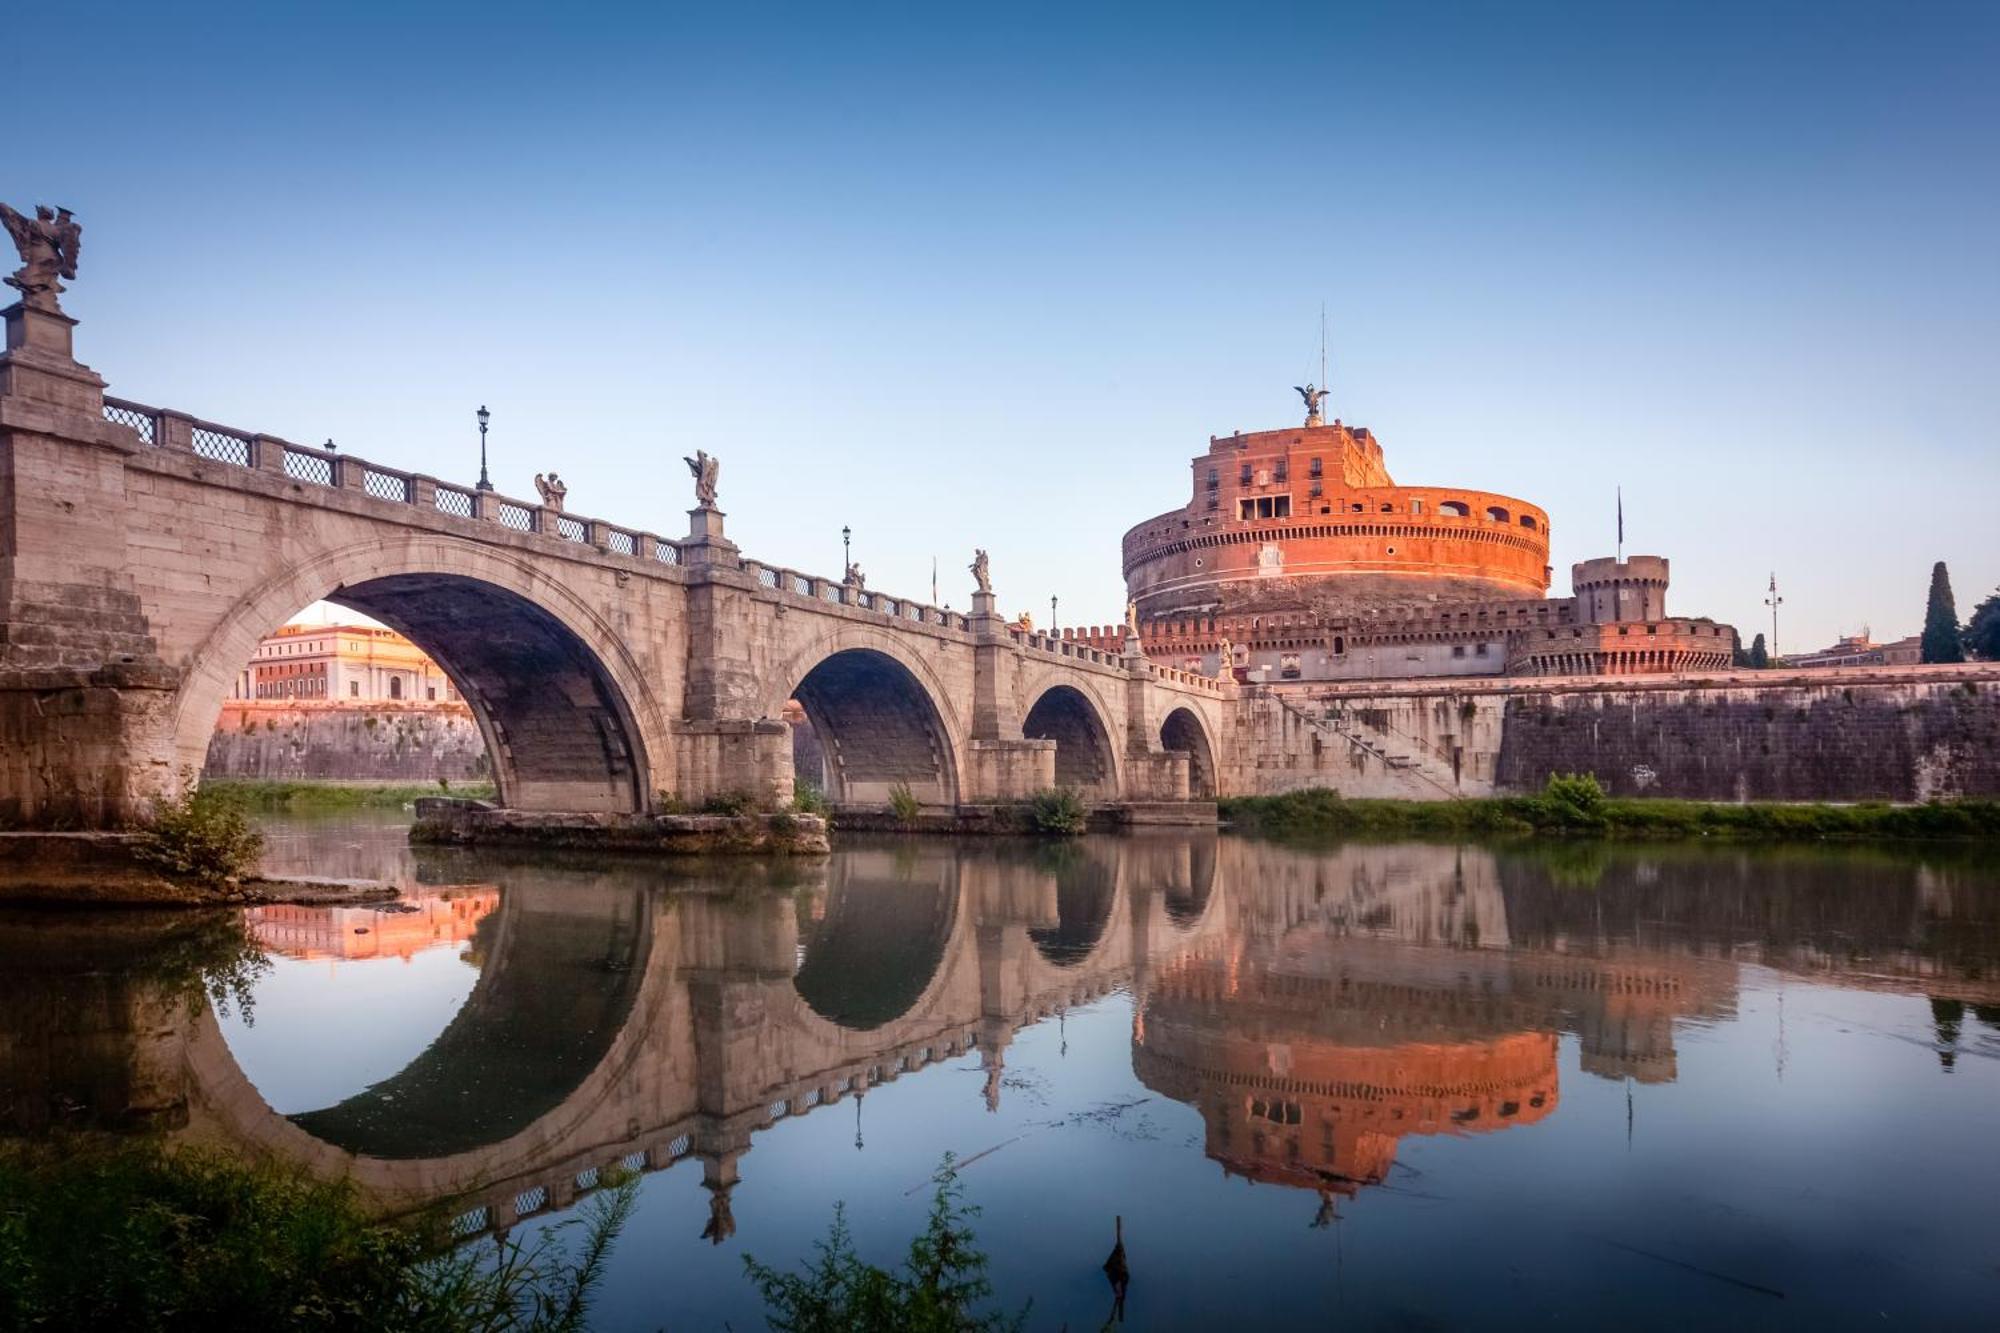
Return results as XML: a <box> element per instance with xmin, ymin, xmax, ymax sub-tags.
<box><xmin>1</xmin><ymin>203</ymin><xmax>83</xmax><ymax>312</ymax></box>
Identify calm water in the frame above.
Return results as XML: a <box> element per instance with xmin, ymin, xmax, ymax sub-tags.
<box><xmin>5</xmin><ymin>814</ymin><xmax>1999</xmax><ymax>1329</ymax></box>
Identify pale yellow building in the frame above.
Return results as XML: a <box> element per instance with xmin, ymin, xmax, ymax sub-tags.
<box><xmin>229</xmin><ymin>623</ymin><xmax>464</xmax><ymax>705</ymax></box>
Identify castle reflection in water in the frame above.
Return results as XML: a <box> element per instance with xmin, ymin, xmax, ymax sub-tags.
<box><xmin>4</xmin><ymin>832</ymin><xmax>1997</xmax><ymax>1245</ymax></box>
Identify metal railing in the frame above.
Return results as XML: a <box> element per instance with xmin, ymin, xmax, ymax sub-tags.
<box><xmin>282</xmin><ymin>446</ymin><xmax>334</xmax><ymax>487</ymax></box>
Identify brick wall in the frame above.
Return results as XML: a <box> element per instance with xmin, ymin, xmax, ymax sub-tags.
<box><xmin>202</xmin><ymin>703</ymin><xmax>488</xmax><ymax>783</ymax></box>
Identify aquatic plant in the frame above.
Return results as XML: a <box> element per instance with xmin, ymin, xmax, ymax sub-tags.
<box><xmin>889</xmin><ymin>782</ymin><xmax>923</xmax><ymax>827</ymax></box>
<box><xmin>743</xmin><ymin>1156</ymin><xmax>1027</xmax><ymax>1332</ymax></box>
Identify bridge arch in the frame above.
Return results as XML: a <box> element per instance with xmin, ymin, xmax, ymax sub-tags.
<box><xmin>1022</xmin><ymin>682</ymin><xmax>1122</xmax><ymax>800</ymax></box>
<box><xmin>765</xmin><ymin>629</ymin><xmax>966</xmax><ymax>807</ymax></box>
<box><xmin>1161</xmin><ymin>706</ymin><xmax>1218</xmax><ymax>798</ymax></box>
<box><xmin>168</xmin><ymin>536</ymin><xmax>673</xmax><ymax>813</ymax></box>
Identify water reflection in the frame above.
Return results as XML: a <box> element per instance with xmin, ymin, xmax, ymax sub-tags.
<box><xmin>4</xmin><ymin>830</ymin><xmax>1999</xmax><ymax>1324</ymax></box>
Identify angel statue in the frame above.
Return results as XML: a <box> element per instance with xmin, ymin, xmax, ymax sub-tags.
<box><xmin>1294</xmin><ymin>382</ymin><xmax>1329</xmax><ymax>427</ymax></box>
<box><xmin>1214</xmin><ymin>637</ymin><xmax>1235</xmax><ymax>679</ymax></box>
<box><xmin>843</xmin><ymin>561</ymin><xmax>866</xmax><ymax>589</ymax></box>
<box><xmin>683</xmin><ymin>450</ymin><xmax>720</xmax><ymax>508</ymax></box>
<box><xmin>969</xmin><ymin>548</ymin><xmax>992</xmax><ymax>596</ymax></box>
<box><xmin>1</xmin><ymin>203</ymin><xmax>82</xmax><ymax>313</ymax></box>
<box><xmin>533</xmin><ymin>471</ymin><xmax>568</xmax><ymax>511</ymax></box>
<box><xmin>1125</xmin><ymin>600</ymin><xmax>1141</xmax><ymax>635</ymax></box>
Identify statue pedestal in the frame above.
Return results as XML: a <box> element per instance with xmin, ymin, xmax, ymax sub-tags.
<box><xmin>682</xmin><ymin>506</ymin><xmax>736</xmax><ymax>569</ymax></box>
<box><xmin>969</xmin><ymin>590</ymin><xmax>998</xmax><ymax>618</ymax></box>
<box><xmin>0</xmin><ymin>301</ymin><xmax>105</xmax><ymax>410</ymax></box>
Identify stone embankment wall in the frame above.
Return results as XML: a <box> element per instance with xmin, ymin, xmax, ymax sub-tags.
<box><xmin>1230</xmin><ymin>667</ymin><xmax>2000</xmax><ymax>802</ymax></box>
<box><xmin>203</xmin><ymin>703</ymin><xmax>488</xmax><ymax>783</ymax></box>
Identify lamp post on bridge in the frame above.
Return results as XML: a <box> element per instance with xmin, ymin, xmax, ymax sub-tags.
<box><xmin>475</xmin><ymin>405</ymin><xmax>493</xmax><ymax>492</ymax></box>
<box><xmin>842</xmin><ymin>525</ymin><xmax>851</xmax><ymax>575</ymax></box>
<box><xmin>1050</xmin><ymin>594</ymin><xmax>1058</xmax><ymax>634</ymax></box>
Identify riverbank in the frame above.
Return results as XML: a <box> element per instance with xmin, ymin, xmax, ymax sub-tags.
<box><xmin>1219</xmin><ymin>785</ymin><xmax>2000</xmax><ymax>841</ymax></box>
<box><xmin>0</xmin><ymin>832</ymin><xmax>399</xmax><ymax>908</ymax></box>
<box><xmin>202</xmin><ymin>779</ymin><xmax>497</xmax><ymax>811</ymax></box>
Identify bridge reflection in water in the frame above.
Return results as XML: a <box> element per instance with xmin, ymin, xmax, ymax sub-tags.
<box><xmin>3</xmin><ymin>832</ymin><xmax>1998</xmax><ymax>1251</ymax></box>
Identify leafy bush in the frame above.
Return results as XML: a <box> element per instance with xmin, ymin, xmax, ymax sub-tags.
<box><xmin>1537</xmin><ymin>772</ymin><xmax>1608</xmax><ymax>829</ymax></box>
<box><xmin>1027</xmin><ymin>787</ymin><xmax>1087</xmax><ymax>836</ymax></box>
<box><xmin>792</xmin><ymin>783</ymin><xmax>830</xmax><ymax>817</ymax></box>
<box><xmin>136</xmin><ymin>785</ymin><xmax>265</xmax><ymax>884</ymax></box>
<box><xmin>0</xmin><ymin>1137</ymin><xmax>636</xmax><ymax>1332</ymax></box>
<box><xmin>700</xmin><ymin>789</ymin><xmax>762</xmax><ymax>816</ymax></box>
<box><xmin>654</xmin><ymin>790</ymin><xmax>688</xmax><ymax>814</ymax></box>
<box><xmin>744</xmin><ymin>1156</ymin><xmax>1025</xmax><ymax>1333</ymax></box>
<box><xmin>888</xmin><ymin>782</ymin><xmax>922</xmax><ymax>827</ymax></box>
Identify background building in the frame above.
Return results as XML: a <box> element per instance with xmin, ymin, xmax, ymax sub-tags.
<box><xmin>229</xmin><ymin>623</ymin><xmax>465</xmax><ymax>706</ymax></box>
<box><xmin>1108</xmin><ymin>406</ymin><xmax>1736</xmax><ymax>681</ymax></box>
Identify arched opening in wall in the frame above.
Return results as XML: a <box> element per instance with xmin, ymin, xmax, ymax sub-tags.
<box><xmin>1439</xmin><ymin>500</ymin><xmax>1470</xmax><ymax>518</ymax></box>
<box><xmin>1163</xmin><ymin>838</ymin><xmax>1218</xmax><ymax>927</ymax></box>
<box><xmin>198</xmin><ymin>576</ymin><xmax>647</xmax><ymax>813</ymax></box>
<box><xmin>220</xmin><ymin>874</ymin><xmax>652</xmax><ymax>1160</ymax></box>
<box><xmin>1485</xmin><ymin>505</ymin><xmax>1511</xmax><ymax>523</ymax></box>
<box><xmin>1161</xmin><ymin>707</ymin><xmax>1217</xmax><ymax>799</ymax></box>
<box><xmin>1022</xmin><ymin>686</ymin><xmax>1117</xmax><ymax>801</ymax></box>
<box><xmin>793</xmin><ymin>854</ymin><xmax>956</xmax><ymax>1029</ymax></box>
<box><xmin>1519</xmin><ymin>515</ymin><xmax>1539</xmax><ymax>530</ymax></box>
<box><xmin>1028</xmin><ymin>854</ymin><xmax>1116</xmax><ymax>966</ymax></box>
<box><xmin>788</xmin><ymin>649</ymin><xmax>957</xmax><ymax>808</ymax></box>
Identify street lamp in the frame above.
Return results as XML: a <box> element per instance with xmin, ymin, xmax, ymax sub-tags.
<box><xmin>1764</xmin><ymin>572</ymin><xmax>1783</xmax><ymax>662</ymax></box>
<box><xmin>475</xmin><ymin>405</ymin><xmax>492</xmax><ymax>491</ymax></box>
<box><xmin>842</xmin><ymin>524</ymin><xmax>851</xmax><ymax>573</ymax></box>
<box><xmin>1050</xmin><ymin>594</ymin><xmax>1058</xmax><ymax>633</ymax></box>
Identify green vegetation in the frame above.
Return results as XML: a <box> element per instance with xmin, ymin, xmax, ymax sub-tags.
<box><xmin>1220</xmin><ymin>774</ymin><xmax>2000</xmax><ymax>842</ymax></box>
<box><xmin>138</xmin><ymin>785</ymin><xmax>265</xmax><ymax>884</ymax></box>
<box><xmin>1922</xmin><ymin>560</ymin><xmax>1964</xmax><ymax>663</ymax></box>
<box><xmin>792</xmin><ymin>782</ymin><xmax>831</xmax><ymax>817</ymax></box>
<box><xmin>0</xmin><ymin>1137</ymin><xmax>635</xmax><ymax>1332</ymax></box>
<box><xmin>1964</xmin><ymin>584</ymin><xmax>2000</xmax><ymax>661</ymax></box>
<box><xmin>744</xmin><ymin>1156</ymin><xmax>1026</xmax><ymax>1333</ymax></box>
<box><xmin>1025</xmin><ymin>787</ymin><xmax>1087</xmax><ymax>836</ymax></box>
<box><xmin>698</xmin><ymin>788</ymin><xmax>764</xmax><ymax>816</ymax></box>
<box><xmin>202</xmin><ymin>780</ymin><xmax>495</xmax><ymax>812</ymax></box>
<box><xmin>888</xmin><ymin>782</ymin><xmax>923</xmax><ymax>827</ymax></box>
<box><xmin>1733</xmin><ymin>631</ymin><xmax>1770</xmax><ymax>669</ymax></box>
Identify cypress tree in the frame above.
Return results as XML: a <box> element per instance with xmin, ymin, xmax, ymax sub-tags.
<box><xmin>1921</xmin><ymin>561</ymin><xmax>1964</xmax><ymax>663</ymax></box>
<box><xmin>1748</xmin><ymin>632</ymin><xmax>1768</xmax><ymax>669</ymax></box>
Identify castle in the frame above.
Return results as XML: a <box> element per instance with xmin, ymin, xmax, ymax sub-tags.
<box><xmin>1075</xmin><ymin>400</ymin><xmax>1739</xmax><ymax>682</ymax></box>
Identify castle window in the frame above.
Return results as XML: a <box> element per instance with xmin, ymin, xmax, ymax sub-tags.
<box><xmin>1310</xmin><ymin>457</ymin><xmax>1323</xmax><ymax>478</ymax></box>
<box><xmin>1520</xmin><ymin>514</ymin><xmax>1538</xmax><ymax>530</ymax></box>
<box><xmin>1381</xmin><ymin>503</ymin><xmax>1394</xmax><ymax>513</ymax></box>
<box><xmin>1240</xmin><ymin>499</ymin><xmax>1256</xmax><ymax>520</ymax></box>
<box><xmin>1411</xmin><ymin>499</ymin><xmax>1424</xmax><ymax>515</ymax></box>
<box><xmin>1439</xmin><ymin>500</ymin><xmax>1470</xmax><ymax>517</ymax></box>
<box><xmin>1453</xmin><ymin>645</ymin><xmax>1467</xmax><ymax>658</ymax></box>
<box><xmin>1309</xmin><ymin>480</ymin><xmax>1323</xmax><ymax>497</ymax></box>
<box><xmin>1350</xmin><ymin>502</ymin><xmax>1364</xmax><ymax>513</ymax></box>
<box><xmin>1485</xmin><ymin>505</ymin><xmax>1510</xmax><ymax>523</ymax></box>
<box><xmin>1207</xmin><ymin>468</ymin><xmax>1218</xmax><ymax>489</ymax></box>
<box><xmin>1275</xmin><ymin>460</ymin><xmax>1288</xmax><ymax>482</ymax></box>
<box><xmin>1273</xmin><ymin>496</ymin><xmax>1291</xmax><ymax>518</ymax></box>
<box><xmin>350</xmin><ymin>681</ymin><xmax>359</xmax><ymax>697</ymax></box>
<box><xmin>1476</xmin><ymin>643</ymin><xmax>1489</xmax><ymax>656</ymax></box>
<box><xmin>1239</xmin><ymin>463</ymin><xmax>1252</xmax><ymax>485</ymax></box>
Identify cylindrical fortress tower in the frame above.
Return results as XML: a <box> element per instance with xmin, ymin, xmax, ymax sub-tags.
<box><xmin>1122</xmin><ymin>421</ymin><xmax>1551</xmax><ymax>623</ymax></box>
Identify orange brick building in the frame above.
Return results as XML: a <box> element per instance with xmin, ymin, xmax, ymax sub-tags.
<box><xmin>1103</xmin><ymin>403</ymin><xmax>1736</xmax><ymax>681</ymax></box>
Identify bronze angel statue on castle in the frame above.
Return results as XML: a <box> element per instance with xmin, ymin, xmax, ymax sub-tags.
<box><xmin>1</xmin><ymin>203</ymin><xmax>82</xmax><ymax>312</ymax></box>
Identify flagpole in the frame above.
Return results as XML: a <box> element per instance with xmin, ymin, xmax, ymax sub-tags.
<box><xmin>1616</xmin><ymin>486</ymin><xmax>1624</xmax><ymax>563</ymax></box>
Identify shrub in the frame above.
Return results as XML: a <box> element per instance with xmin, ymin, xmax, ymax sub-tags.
<box><xmin>0</xmin><ymin>1137</ymin><xmax>637</xmax><ymax>1332</ymax></box>
<box><xmin>744</xmin><ymin>1156</ymin><xmax>1025</xmax><ymax>1333</ymax></box>
<box><xmin>137</xmin><ymin>785</ymin><xmax>265</xmax><ymax>885</ymax></box>
<box><xmin>654</xmin><ymin>791</ymin><xmax>688</xmax><ymax>815</ymax></box>
<box><xmin>888</xmin><ymin>782</ymin><xmax>922</xmax><ymax>827</ymax></box>
<box><xmin>1027</xmin><ymin>787</ymin><xmax>1087</xmax><ymax>836</ymax></box>
<box><xmin>791</xmin><ymin>783</ymin><xmax>830</xmax><ymax>817</ymax></box>
<box><xmin>1536</xmin><ymin>772</ymin><xmax>1608</xmax><ymax>829</ymax></box>
<box><xmin>699</xmin><ymin>789</ymin><xmax>761</xmax><ymax>816</ymax></box>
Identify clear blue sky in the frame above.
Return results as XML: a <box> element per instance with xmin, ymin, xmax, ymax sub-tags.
<box><xmin>21</xmin><ymin>1</ymin><xmax>1999</xmax><ymax>651</ymax></box>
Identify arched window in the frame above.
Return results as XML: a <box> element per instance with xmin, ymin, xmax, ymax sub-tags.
<box><xmin>1439</xmin><ymin>500</ymin><xmax>1470</xmax><ymax>517</ymax></box>
<box><xmin>388</xmin><ymin>675</ymin><xmax>403</xmax><ymax>700</ymax></box>
<box><xmin>1519</xmin><ymin>514</ymin><xmax>1539</xmax><ymax>530</ymax></box>
<box><xmin>1485</xmin><ymin>505</ymin><xmax>1510</xmax><ymax>523</ymax></box>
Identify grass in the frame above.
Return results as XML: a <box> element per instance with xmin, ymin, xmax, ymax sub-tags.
<box><xmin>0</xmin><ymin>1136</ymin><xmax>635</xmax><ymax>1333</ymax></box>
<box><xmin>201</xmin><ymin>779</ymin><xmax>497</xmax><ymax>812</ymax></box>
<box><xmin>1220</xmin><ymin>776</ymin><xmax>2000</xmax><ymax>842</ymax></box>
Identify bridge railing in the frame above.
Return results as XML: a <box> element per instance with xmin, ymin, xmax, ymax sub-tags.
<box><xmin>1010</xmin><ymin>628</ymin><xmax>1124</xmax><ymax>670</ymax></box>
<box><xmin>100</xmin><ymin>395</ymin><xmax>687</xmax><ymax>570</ymax></box>
<box><xmin>740</xmin><ymin>559</ymin><xmax>970</xmax><ymax>632</ymax></box>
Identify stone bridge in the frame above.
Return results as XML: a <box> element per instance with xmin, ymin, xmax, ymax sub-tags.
<box><xmin>0</xmin><ymin>299</ymin><xmax>1229</xmax><ymax>826</ymax></box>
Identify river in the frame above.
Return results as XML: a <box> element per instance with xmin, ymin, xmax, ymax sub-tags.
<box><xmin>4</xmin><ymin>813</ymin><xmax>1997</xmax><ymax>1329</ymax></box>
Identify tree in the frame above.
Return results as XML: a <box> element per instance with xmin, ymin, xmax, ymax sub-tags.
<box><xmin>1749</xmin><ymin>632</ymin><xmax>1768</xmax><ymax>669</ymax></box>
<box><xmin>1921</xmin><ymin>562</ymin><xmax>1964</xmax><ymax>663</ymax></box>
<box><xmin>1964</xmin><ymin>586</ymin><xmax>2000</xmax><ymax>661</ymax></box>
